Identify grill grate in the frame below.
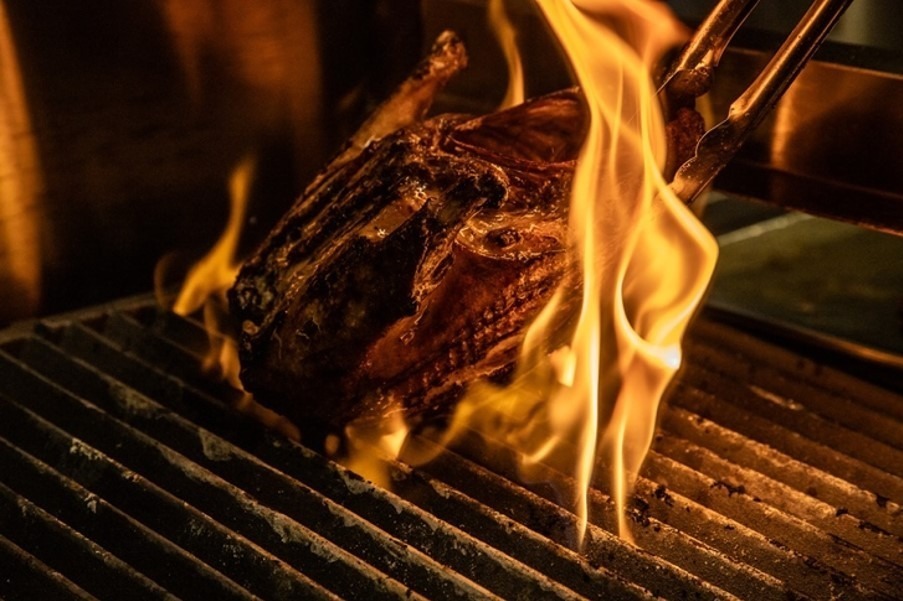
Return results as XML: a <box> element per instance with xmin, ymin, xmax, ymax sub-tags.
<box><xmin>0</xmin><ymin>296</ymin><xmax>900</xmax><ymax>600</ymax></box>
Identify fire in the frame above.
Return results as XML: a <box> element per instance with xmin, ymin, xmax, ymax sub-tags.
<box><xmin>342</xmin><ymin>405</ymin><xmax>409</xmax><ymax>490</ymax></box>
<box><xmin>0</xmin><ymin>3</ymin><xmax>42</xmax><ymax>321</ymax></box>
<box><xmin>489</xmin><ymin>0</ymin><xmax>525</xmax><ymax>109</ymax></box>
<box><xmin>171</xmin><ymin>153</ymin><xmax>253</xmax><ymax>386</ymax></box>
<box><xmin>433</xmin><ymin>0</ymin><xmax>718</xmax><ymax>546</ymax></box>
<box><xmin>168</xmin><ymin>0</ymin><xmax>716</xmax><ymax>548</ymax></box>
<box><xmin>160</xmin><ymin>153</ymin><xmax>299</xmax><ymax>440</ymax></box>
<box><xmin>337</xmin><ymin>1</ymin><xmax>717</xmax><ymax>546</ymax></box>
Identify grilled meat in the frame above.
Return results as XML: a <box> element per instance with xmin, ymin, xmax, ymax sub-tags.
<box><xmin>229</xmin><ymin>31</ymin><xmax>695</xmax><ymax>430</ymax></box>
<box><xmin>229</xmin><ymin>32</ymin><xmax>587</xmax><ymax>428</ymax></box>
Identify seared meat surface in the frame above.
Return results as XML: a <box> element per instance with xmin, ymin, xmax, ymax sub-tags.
<box><xmin>229</xmin><ymin>32</ymin><xmax>589</xmax><ymax>428</ymax></box>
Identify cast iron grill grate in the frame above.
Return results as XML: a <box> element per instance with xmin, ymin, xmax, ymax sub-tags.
<box><xmin>0</xmin><ymin>297</ymin><xmax>900</xmax><ymax>600</ymax></box>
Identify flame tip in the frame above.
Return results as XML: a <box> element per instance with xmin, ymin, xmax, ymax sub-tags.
<box><xmin>436</xmin><ymin>0</ymin><xmax>717</xmax><ymax>545</ymax></box>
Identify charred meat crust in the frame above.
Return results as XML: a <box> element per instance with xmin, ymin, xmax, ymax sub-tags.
<box><xmin>230</xmin><ymin>89</ymin><xmax>584</xmax><ymax>429</ymax></box>
<box><xmin>229</xmin><ymin>31</ymin><xmax>702</xmax><ymax>429</ymax></box>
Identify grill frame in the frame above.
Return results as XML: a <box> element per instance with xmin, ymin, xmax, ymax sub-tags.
<box><xmin>0</xmin><ymin>295</ymin><xmax>901</xmax><ymax>600</ymax></box>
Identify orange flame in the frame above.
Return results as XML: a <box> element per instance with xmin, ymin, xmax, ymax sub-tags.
<box><xmin>0</xmin><ymin>3</ymin><xmax>42</xmax><ymax>320</ymax></box>
<box><xmin>342</xmin><ymin>405</ymin><xmax>409</xmax><ymax>490</ymax></box>
<box><xmin>172</xmin><ymin>153</ymin><xmax>253</xmax><ymax>386</ymax></box>
<box><xmin>489</xmin><ymin>0</ymin><xmax>525</xmax><ymax>109</ymax></box>
<box><xmin>337</xmin><ymin>2</ymin><xmax>717</xmax><ymax>545</ymax></box>
<box><xmin>434</xmin><ymin>0</ymin><xmax>717</xmax><ymax>547</ymax></box>
<box><xmin>162</xmin><ymin>153</ymin><xmax>299</xmax><ymax>440</ymax></box>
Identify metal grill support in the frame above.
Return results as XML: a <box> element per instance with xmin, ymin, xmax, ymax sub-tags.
<box><xmin>0</xmin><ymin>297</ymin><xmax>900</xmax><ymax>600</ymax></box>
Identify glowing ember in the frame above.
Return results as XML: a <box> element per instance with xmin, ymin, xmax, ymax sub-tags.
<box><xmin>430</xmin><ymin>0</ymin><xmax>718</xmax><ymax>546</ymax></box>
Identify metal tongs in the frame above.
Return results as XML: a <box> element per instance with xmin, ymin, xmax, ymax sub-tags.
<box><xmin>660</xmin><ymin>0</ymin><xmax>855</xmax><ymax>204</ymax></box>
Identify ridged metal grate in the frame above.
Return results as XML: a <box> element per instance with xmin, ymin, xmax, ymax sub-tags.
<box><xmin>0</xmin><ymin>296</ymin><xmax>900</xmax><ymax>600</ymax></box>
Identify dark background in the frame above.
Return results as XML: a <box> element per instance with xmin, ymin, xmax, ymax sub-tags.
<box><xmin>0</xmin><ymin>0</ymin><xmax>899</xmax><ymax>325</ymax></box>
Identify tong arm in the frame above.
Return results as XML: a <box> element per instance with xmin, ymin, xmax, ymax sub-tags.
<box><xmin>668</xmin><ymin>0</ymin><xmax>855</xmax><ymax>205</ymax></box>
<box><xmin>660</xmin><ymin>0</ymin><xmax>760</xmax><ymax>104</ymax></box>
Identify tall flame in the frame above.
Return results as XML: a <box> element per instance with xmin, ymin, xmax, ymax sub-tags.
<box><xmin>178</xmin><ymin>1</ymin><xmax>718</xmax><ymax>550</ymax></box>
<box><xmin>172</xmin><ymin>153</ymin><xmax>254</xmax><ymax>389</ymax></box>
<box><xmin>160</xmin><ymin>153</ymin><xmax>299</xmax><ymax>440</ymax></box>
<box><xmin>436</xmin><ymin>0</ymin><xmax>717</xmax><ymax>546</ymax></box>
<box><xmin>489</xmin><ymin>0</ymin><xmax>525</xmax><ymax>109</ymax></box>
<box><xmin>0</xmin><ymin>3</ymin><xmax>42</xmax><ymax>320</ymax></box>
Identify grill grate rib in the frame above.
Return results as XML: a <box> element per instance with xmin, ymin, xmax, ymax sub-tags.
<box><xmin>0</xmin><ymin>297</ymin><xmax>900</xmax><ymax>600</ymax></box>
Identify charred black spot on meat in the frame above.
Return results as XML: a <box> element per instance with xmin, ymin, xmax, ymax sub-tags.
<box><xmin>487</xmin><ymin>227</ymin><xmax>522</xmax><ymax>249</ymax></box>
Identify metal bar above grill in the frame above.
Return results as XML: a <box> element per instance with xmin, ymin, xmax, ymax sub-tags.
<box><xmin>0</xmin><ymin>296</ymin><xmax>900</xmax><ymax>600</ymax></box>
